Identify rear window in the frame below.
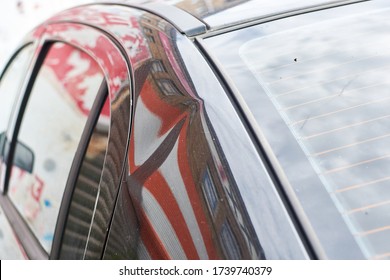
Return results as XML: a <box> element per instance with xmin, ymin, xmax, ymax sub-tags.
<box><xmin>205</xmin><ymin>0</ymin><xmax>390</xmax><ymax>259</ymax></box>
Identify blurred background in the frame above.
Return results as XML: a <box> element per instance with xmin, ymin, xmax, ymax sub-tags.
<box><xmin>0</xmin><ymin>0</ymin><xmax>96</xmax><ymax>70</ymax></box>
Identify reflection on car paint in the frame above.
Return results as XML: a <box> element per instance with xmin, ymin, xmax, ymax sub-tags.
<box><xmin>38</xmin><ymin>10</ymin><xmax>144</xmax><ymax>258</ymax></box>
<box><xmin>45</xmin><ymin>23</ymin><xmax>129</xmax><ymax>96</ymax></box>
<box><xmin>177</xmin><ymin>41</ymin><xmax>308</xmax><ymax>259</ymax></box>
<box><xmin>103</xmin><ymin>13</ymin><xmax>264</xmax><ymax>260</ymax></box>
<box><xmin>174</xmin><ymin>0</ymin><xmax>345</xmax><ymax>28</ymax></box>
<box><xmin>49</xmin><ymin>6</ymin><xmax>151</xmax><ymax>64</ymax></box>
<box><xmin>1</xmin><ymin>2</ymin><xmax>310</xmax><ymax>260</ymax></box>
<box><xmin>45</xmin><ymin>44</ymin><xmax>109</xmax><ymax>117</ymax></box>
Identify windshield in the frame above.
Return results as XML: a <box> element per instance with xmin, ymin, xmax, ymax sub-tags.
<box><xmin>205</xmin><ymin>0</ymin><xmax>390</xmax><ymax>259</ymax></box>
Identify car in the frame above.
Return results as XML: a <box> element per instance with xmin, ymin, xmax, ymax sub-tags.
<box><xmin>0</xmin><ymin>0</ymin><xmax>389</xmax><ymax>260</ymax></box>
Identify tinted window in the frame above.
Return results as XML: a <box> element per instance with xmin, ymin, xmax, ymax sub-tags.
<box><xmin>8</xmin><ymin>42</ymin><xmax>106</xmax><ymax>253</ymax></box>
<box><xmin>104</xmin><ymin>43</ymin><xmax>263</xmax><ymax>260</ymax></box>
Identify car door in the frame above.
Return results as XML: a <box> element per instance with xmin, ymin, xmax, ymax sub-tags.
<box><xmin>0</xmin><ymin>21</ymin><xmax>131</xmax><ymax>259</ymax></box>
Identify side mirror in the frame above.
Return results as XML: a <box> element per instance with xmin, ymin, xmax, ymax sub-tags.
<box><xmin>0</xmin><ymin>132</ymin><xmax>34</xmax><ymax>173</ymax></box>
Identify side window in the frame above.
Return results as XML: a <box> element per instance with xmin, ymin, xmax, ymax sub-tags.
<box><xmin>7</xmin><ymin>42</ymin><xmax>107</xmax><ymax>253</ymax></box>
<box><xmin>0</xmin><ymin>44</ymin><xmax>34</xmax><ymax>189</ymax></box>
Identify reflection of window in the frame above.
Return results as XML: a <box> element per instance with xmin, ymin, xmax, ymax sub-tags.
<box><xmin>8</xmin><ymin>42</ymin><xmax>106</xmax><ymax>253</ymax></box>
<box><xmin>151</xmin><ymin>60</ymin><xmax>166</xmax><ymax>73</ymax></box>
<box><xmin>157</xmin><ymin>79</ymin><xmax>179</xmax><ymax>96</ymax></box>
<box><xmin>202</xmin><ymin>167</ymin><xmax>218</xmax><ymax>214</ymax></box>
<box><xmin>143</xmin><ymin>27</ymin><xmax>153</xmax><ymax>34</ymax></box>
<box><xmin>220</xmin><ymin>220</ymin><xmax>241</xmax><ymax>259</ymax></box>
<box><xmin>157</xmin><ymin>21</ymin><xmax>167</xmax><ymax>30</ymax></box>
<box><xmin>147</xmin><ymin>35</ymin><xmax>155</xmax><ymax>43</ymax></box>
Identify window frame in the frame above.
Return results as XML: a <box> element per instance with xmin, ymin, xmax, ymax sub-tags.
<box><xmin>0</xmin><ymin>42</ymin><xmax>36</xmax><ymax>193</ymax></box>
<box><xmin>0</xmin><ymin>22</ymin><xmax>132</xmax><ymax>259</ymax></box>
<box><xmin>0</xmin><ymin>41</ymin><xmax>48</xmax><ymax>259</ymax></box>
<box><xmin>50</xmin><ymin>80</ymin><xmax>109</xmax><ymax>259</ymax></box>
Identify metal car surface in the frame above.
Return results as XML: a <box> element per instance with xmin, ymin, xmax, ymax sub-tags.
<box><xmin>0</xmin><ymin>0</ymin><xmax>388</xmax><ymax>260</ymax></box>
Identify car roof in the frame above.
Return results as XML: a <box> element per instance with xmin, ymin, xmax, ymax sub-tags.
<box><xmin>110</xmin><ymin>0</ymin><xmax>368</xmax><ymax>35</ymax></box>
<box><xmin>172</xmin><ymin>0</ymin><xmax>365</xmax><ymax>29</ymax></box>
<box><xmin>51</xmin><ymin>0</ymin><xmax>368</xmax><ymax>37</ymax></box>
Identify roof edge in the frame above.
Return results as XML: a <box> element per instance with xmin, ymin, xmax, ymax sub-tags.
<box><xmin>96</xmin><ymin>1</ymin><xmax>208</xmax><ymax>37</ymax></box>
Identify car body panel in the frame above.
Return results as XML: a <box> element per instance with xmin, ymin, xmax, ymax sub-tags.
<box><xmin>101</xmin><ymin>10</ymin><xmax>307</xmax><ymax>259</ymax></box>
<box><xmin>1</xmin><ymin>0</ymin><xmax>388</xmax><ymax>260</ymax></box>
<box><xmin>1</xmin><ymin>15</ymin><xmax>131</xmax><ymax>259</ymax></box>
<box><xmin>67</xmin><ymin>0</ymin><xmax>369</xmax><ymax>37</ymax></box>
<box><xmin>41</xmin><ymin>2</ymin><xmax>305</xmax><ymax>258</ymax></box>
<box><xmin>173</xmin><ymin>0</ymin><xmax>359</xmax><ymax>28</ymax></box>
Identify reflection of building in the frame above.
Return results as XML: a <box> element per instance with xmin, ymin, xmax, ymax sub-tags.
<box><xmin>129</xmin><ymin>13</ymin><xmax>264</xmax><ymax>259</ymax></box>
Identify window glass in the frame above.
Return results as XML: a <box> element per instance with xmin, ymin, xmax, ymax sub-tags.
<box><xmin>205</xmin><ymin>2</ymin><xmax>390</xmax><ymax>259</ymax></box>
<box><xmin>0</xmin><ymin>44</ymin><xmax>34</xmax><ymax>188</ymax></box>
<box><xmin>151</xmin><ymin>60</ymin><xmax>166</xmax><ymax>73</ymax></box>
<box><xmin>8</xmin><ymin>42</ymin><xmax>106</xmax><ymax>253</ymax></box>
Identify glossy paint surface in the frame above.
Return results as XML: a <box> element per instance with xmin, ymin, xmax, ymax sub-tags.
<box><xmin>100</xmin><ymin>7</ymin><xmax>307</xmax><ymax>259</ymax></box>
<box><xmin>172</xmin><ymin>0</ymin><xmax>353</xmax><ymax>29</ymax></box>
<box><xmin>1</xmin><ymin>2</ymin><xmax>309</xmax><ymax>259</ymax></box>
<box><xmin>40</xmin><ymin>21</ymin><xmax>131</xmax><ymax>259</ymax></box>
<box><xmin>105</xmin><ymin>11</ymin><xmax>266</xmax><ymax>259</ymax></box>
